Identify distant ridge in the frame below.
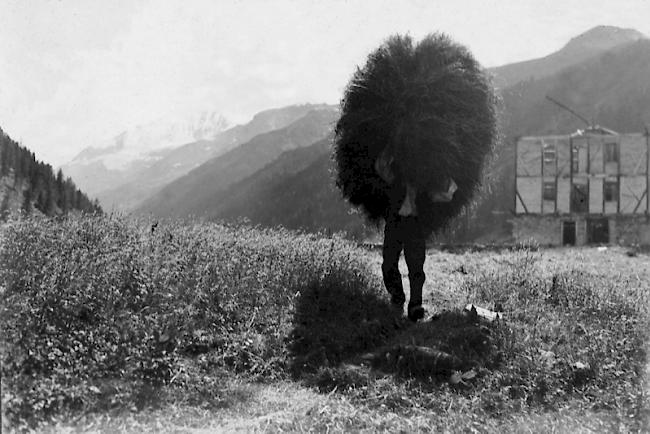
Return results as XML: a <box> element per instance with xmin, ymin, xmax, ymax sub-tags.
<box><xmin>136</xmin><ymin>106</ymin><xmax>339</xmax><ymax>218</ymax></box>
<box><xmin>75</xmin><ymin>103</ymin><xmax>333</xmax><ymax>211</ymax></box>
<box><xmin>63</xmin><ymin>110</ymin><xmax>230</xmax><ymax>196</ymax></box>
<box><xmin>490</xmin><ymin>25</ymin><xmax>646</xmax><ymax>88</ymax></box>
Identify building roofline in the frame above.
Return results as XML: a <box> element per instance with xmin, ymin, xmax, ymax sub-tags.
<box><xmin>571</xmin><ymin>125</ymin><xmax>619</xmax><ymax>137</ymax></box>
<box><xmin>517</xmin><ymin>128</ymin><xmax>650</xmax><ymax>142</ymax></box>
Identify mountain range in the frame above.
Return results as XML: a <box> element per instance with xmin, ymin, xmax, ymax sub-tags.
<box><xmin>136</xmin><ymin>106</ymin><xmax>339</xmax><ymax>217</ymax></box>
<box><xmin>63</xmin><ymin>111</ymin><xmax>230</xmax><ymax>197</ymax></box>
<box><xmin>62</xmin><ymin>25</ymin><xmax>650</xmax><ymax>242</ymax></box>
<box><xmin>64</xmin><ymin>104</ymin><xmax>331</xmax><ymax>211</ymax></box>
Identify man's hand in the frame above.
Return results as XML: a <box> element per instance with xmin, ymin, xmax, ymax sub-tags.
<box><xmin>375</xmin><ymin>151</ymin><xmax>395</xmax><ymax>184</ymax></box>
<box><xmin>429</xmin><ymin>178</ymin><xmax>457</xmax><ymax>202</ymax></box>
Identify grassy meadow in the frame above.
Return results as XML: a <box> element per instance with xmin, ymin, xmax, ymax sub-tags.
<box><xmin>1</xmin><ymin>215</ymin><xmax>649</xmax><ymax>432</ymax></box>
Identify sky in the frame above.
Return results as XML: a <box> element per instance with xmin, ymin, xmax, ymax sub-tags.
<box><xmin>1</xmin><ymin>0</ymin><xmax>650</xmax><ymax>166</ymax></box>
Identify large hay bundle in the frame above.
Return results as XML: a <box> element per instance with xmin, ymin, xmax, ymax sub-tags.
<box><xmin>334</xmin><ymin>33</ymin><xmax>498</xmax><ymax>234</ymax></box>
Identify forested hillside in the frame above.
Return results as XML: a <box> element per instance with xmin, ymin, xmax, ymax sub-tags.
<box><xmin>0</xmin><ymin>128</ymin><xmax>101</xmax><ymax>217</ymax></box>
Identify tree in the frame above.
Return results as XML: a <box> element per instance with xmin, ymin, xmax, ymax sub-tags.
<box><xmin>22</xmin><ymin>188</ymin><xmax>32</xmax><ymax>214</ymax></box>
<box><xmin>20</xmin><ymin>152</ymin><xmax>31</xmax><ymax>181</ymax></box>
<box><xmin>13</xmin><ymin>144</ymin><xmax>22</xmax><ymax>180</ymax></box>
<box><xmin>0</xmin><ymin>194</ymin><xmax>10</xmax><ymax>219</ymax></box>
<box><xmin>35</xmin><ymin>190</ymin><xmax>48</xmax><ymax>214</ymax></box>
<box><xmin>0</xmin><ymin>143</ymin><xmax>7</xmax><ymax>176</ymax></box>
<box><xmin>2</xmin><ymin>142</ymin><xmax>13</xmax><ymax>177</ymax></box>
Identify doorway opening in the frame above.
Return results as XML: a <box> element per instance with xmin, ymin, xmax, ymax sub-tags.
<box><xmin>587</xmin><ymin>218</ymin><xmax>609</xmax><ymax>244</ymax></box>
<box><xmin>562</xmin><ymin>221</ymin><xmax>576</xmax><ymax>246</ymax></box>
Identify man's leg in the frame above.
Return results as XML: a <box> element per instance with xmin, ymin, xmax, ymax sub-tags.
<box><xmin>403</xmin><ymin>217</ymin><xmax>426</xmax><ymax>320</ymax></box>
<box><xmin>382</xmin><ymin>216</ymin><xmax>405</xmax><ymax>306</ymax></box>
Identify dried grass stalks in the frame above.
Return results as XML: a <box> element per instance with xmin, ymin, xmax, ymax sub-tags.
<box><xmin>334</xmin><ymin>33</ymin><xmax>498</xmax><ymax>234</ymax></box>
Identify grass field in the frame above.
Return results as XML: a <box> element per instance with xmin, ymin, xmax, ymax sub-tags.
<box><xmin>1</xmin><ymin>216</ymin><xmax>649</xmax><ymax>432</ymax></box>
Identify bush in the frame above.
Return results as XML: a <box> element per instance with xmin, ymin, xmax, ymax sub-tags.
<box><xmin>0</xmin><ymin>214</ymin><xmax>381</xmax><ymax>426</ymax></box>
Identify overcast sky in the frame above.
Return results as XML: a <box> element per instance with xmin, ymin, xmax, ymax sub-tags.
<box><xmin>1</xmin><ymin>0</ymin><xmax>650</xmax><ymax>166</ymax></box>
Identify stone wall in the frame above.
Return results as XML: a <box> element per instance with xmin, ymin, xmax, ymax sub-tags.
<box><xmin>512</xmin><ymin>214</ymin><xmax>650</xmax><ymax>246</ymax></box>
<box><xmin>511</xmin><ymin>215</ymin><xmax>562</xmax><ymax>246</ymax></box>
<box><xmin>614</xmin><ymin>215</ymin><xmax>650</xmax><ymax>245</ymax></box>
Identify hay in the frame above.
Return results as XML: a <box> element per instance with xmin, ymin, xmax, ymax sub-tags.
<box><xmin>334</xmin><ymin>33</ymin><xmax>498</xmax><ymax>234</ymax></box>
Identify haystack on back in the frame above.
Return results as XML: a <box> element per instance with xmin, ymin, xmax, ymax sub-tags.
<box><xmin>334</xmin><ymin>33</ymin><xmax>498</xmax><ymax>234</ymax></box>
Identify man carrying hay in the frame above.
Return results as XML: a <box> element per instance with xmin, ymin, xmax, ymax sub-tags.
<box><xmin>334</xmin><ymin>33</ymin><xmax>497</xmax><ymax>321</ymax></box>
<box><xmin>375</xmin><ymin>148</ymin><xmax>457</xmax><ymax>320</ymax></box>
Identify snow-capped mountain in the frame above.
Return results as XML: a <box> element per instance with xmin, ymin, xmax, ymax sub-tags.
<box><xmin>95</xmin><ymin>103</ymin><xmax>335</xmax><ymax>211</ymax></box>
<box><xmin>69</xmin><ymin>111</ymin><xmax>229</xmax><ymax>171</ymax></box>
<box><xmin>62</xmin><ymin>111</ymin><xmax>229</xmax><ymax>195</ymax></box>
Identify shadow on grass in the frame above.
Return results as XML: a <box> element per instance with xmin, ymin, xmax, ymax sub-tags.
<box><xmin>288</xmin><ymin>270</ymin><xmax>398</xmax><ymax>377</ymax></box>
<box><xmin>365</xmin><ymin>310</ymin><xmax>502</xmax><ymax>380</ymax></box>
<box><xmin>288</xmin><ymin>271</ymin><xmax>503</xmax><ymax>390</ymax></box>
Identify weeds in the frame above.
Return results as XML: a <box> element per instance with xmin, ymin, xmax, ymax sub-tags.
<box><xmin>0</xmin><ymin>214</ymin><xmax>380</xmax><ymax>427</ymax></box>
<box><xmin>298</xmin><ymin>245</ymin><xmax>648</xmax><ymax>430</ymax></box>
<box><xmin>1</xmin><ymin>217</ymin><xmax>648</xmax><ymax>432</ymax></box>
<box><xmin>461</xmin><ymin>247</ymin><xmax>649</xmax><ymax>423</ymax></box>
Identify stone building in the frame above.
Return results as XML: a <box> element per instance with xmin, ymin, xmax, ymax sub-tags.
<box><xmin>513</xmin><ymin>127</ymin><xmax>650</xmax><ymax>246</ymax></box>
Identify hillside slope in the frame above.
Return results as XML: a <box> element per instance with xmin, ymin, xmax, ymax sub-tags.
<box><xmin>501</xmin><ymin>39</ymin><xmax>650</xmax><ymax>136</ymax></box>
<box><xmin>236</xmin><ymin>151</ymin><xmax>368</xmax><ymax>238</ymax></box>
<box><xmin>490</xmin><ymin>25</ymin><xmax>645</xmax><ymax>88</ymax></box>
<box><xmin>212</xmin><ymin>137</ymin><xmax>332</xmax><ymax>221</ymax></box>
<box><xmin>137</xmin><ymin>107</ymin><xmax>339</xmax><ymax>218</ymax></box>
<box><xmin>208</xmin><ymin>136</ymin><xmax>372</xmax><ymax>239</ymax></box>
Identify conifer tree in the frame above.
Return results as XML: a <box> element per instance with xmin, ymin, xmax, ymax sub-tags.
<box><xmin>36</xmin><ymin>190</ymin><xmax>47</xmax><ymax>214</ymax></box>
<box><xmin>0</xmin><ymin>194</ymin><xmax>9</xmax><ymax>218</ymax></box>
<box><xmin>22</xmin><ymin>188</ymin><xmax>32</xmax><ymax>214</ymax></box>
<box><xmin>0</xmin><ymin>143</ymin><xmax>7</xmax><ymax>176</ymax></box>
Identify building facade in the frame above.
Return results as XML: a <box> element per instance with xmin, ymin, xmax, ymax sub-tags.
<box><xmin>513</xmin><ymin>128</ymin><xmax>650</xmax><ymax>246</ymax></box>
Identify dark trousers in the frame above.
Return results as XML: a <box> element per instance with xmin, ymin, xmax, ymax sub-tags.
<box><xmin>382</xmin><ymin>215</ymin><xmax>426</xmax><ymax>308</ymax></box>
